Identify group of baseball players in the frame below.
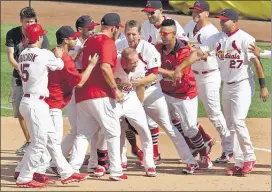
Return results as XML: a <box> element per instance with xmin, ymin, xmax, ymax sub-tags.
<box><xmin>6</xmin><ymin>0</ymin><xmax>270</xmax><ymax>188</ymax></box>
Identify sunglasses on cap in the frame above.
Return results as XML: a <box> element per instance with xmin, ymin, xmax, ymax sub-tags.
<box><xmin>159</xmin><ymin>31</ymin><xmax>176</xmax><ymax>37</ymax></box>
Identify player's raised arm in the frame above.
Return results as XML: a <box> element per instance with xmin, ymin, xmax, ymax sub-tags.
<box><xmin>47</xmin><ymin>47</ymin><xmax>64</xmax><ymax>71</ymax></box>
<box><xmin>77</xmin><ymin>53</ymin><xmax>99</xmax><ymax>88</ymax></box>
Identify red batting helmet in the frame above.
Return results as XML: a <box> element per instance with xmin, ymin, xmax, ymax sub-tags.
<box><xmin>25</xmin><ymin>23</ymin><xmax>47</xmax><ymax>43</ymax></box>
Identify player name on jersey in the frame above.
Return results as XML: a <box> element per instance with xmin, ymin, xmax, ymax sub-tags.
<box><xmin>18</xmin><ymin>53</ymin><xmax>38</xmax><ymax>63</ymax></box>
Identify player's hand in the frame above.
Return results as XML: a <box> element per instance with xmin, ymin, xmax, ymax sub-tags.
<box><xmin>249</xmin><ymin>44</ymin><xmax>262</xmax><ymax>57</ymax></box>
<box><xmin>115</xmin><ymin>89</ymin><xmax>124</xmax><ymax>103</ymax></box>
<box><xmin>53</xmin><ymin>47</ymin><xmax>64</xmax><ymax>58</ymax></box>
<box><xmin>259</xmin><ymin>87</ymin><xmax>269</xmax><ymax>102</ymax></box>
<box><xmin>172</xmin><ymin>69</ymin><xmax>183</xmax><ymax>82</ymax></box>
<box><xmin>88</xmin><ymin>53</ymin><xmax>99</xmax><ymax>67</ymax></box>
<box><xmin>201</xmin><ymin>53</ymin><xmax>208</xmax><ymax>61</ymax></box>
<box><xmin>131</xmin><ymin>79</ymin><xmax>143</xmax><ymax>87</ymax></box>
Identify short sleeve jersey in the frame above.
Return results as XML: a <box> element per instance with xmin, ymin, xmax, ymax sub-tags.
<box><xmin>199</xmin><ymin>29</ymin><xmax>256</xmax><ymax>83</ymax></box>
<box><xmin>45</xmin><ymin>52</ymin><xmax>82</xmax><ymax>109</ymax></box>
<box><xmin>75</xmin><ymin>34</ymin><xmax>118</xmax><ymax>103</ymax></box>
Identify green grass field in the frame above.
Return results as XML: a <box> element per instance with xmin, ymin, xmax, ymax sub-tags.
<box><xmin>1</xmin><ymin>23</ymin><xmax>271</xmax><ymax>117</ymax></box>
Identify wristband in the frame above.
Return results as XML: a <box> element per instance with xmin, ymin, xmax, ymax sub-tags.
<box><xmin>259</xmin><ymin>78</ymin><xmax>265</xmax><ymax>88</ymax></box>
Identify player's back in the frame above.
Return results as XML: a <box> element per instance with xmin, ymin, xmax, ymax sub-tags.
<box><xmin>18</xmin><ymin>47</ymin><xmax>64</xmax><ymax>97</ymax></box>
<box><xmin>18</xmin><ymin>47</ymin><xmax>50</xmax><ymax>97</ymax></box>
<box><xmin>76</xmin><ymin>33</ymin><xmax>117</xmax><ymax>102</ymax></box>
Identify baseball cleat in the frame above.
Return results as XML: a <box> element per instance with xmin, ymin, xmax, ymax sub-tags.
<box><xmin>87</xmin><ymin>167</ymin><xmax>96</xmax><ymax>174</ymax></box>
<box><xmin>94</xmin><ymin>166</ymin><xmax>106</xmax><ymax>177</ymax></box>
<box><xmin>215</xmin><ymin>152</ymin><xmax>233</xmax><ymax>163</ymax></box>
<box><xmin>61</xmin><ymin>173</ymin><xmax>89</xmax><ymax>184</ymax></box>
<box><xmin>154</xmin><ymin>153</ymin><xmax>162</xmax><ymax>165</ymax></box>
<box><xmin>182</xmin><ymin>163</ymin><xmax>199</xmax><ymax>174</ymax></box>
<box><xmin>226</xmin><ymin>166</ymin><xmax>244</xmax><ymax>176</ymax></box>
<box><xmin>136</xmin><ymin>160</ymin><xmax>144</xmax><ymax>168</ymax></box>
<box><xmin>198</xmin><ymin>155</ymin><xmax>213</xmax><ymax>169</ymax></box>
<box><xmin>109</xmin><ymin>174</ymin><xmax>128</xmax><ymax>181</ymax></box>
<box><xmin>146</xmin><ymin>168</ymin><xmax>157</xmax><ymax>177</ymax></box>
<box><xmin>242</xmin><ymin>161</ymin><xmax>256</xmax><ymax>174</ymax></box>
<box><xmin>122</xmin><ymin>163</ymin><xmax>127</xmax><ymax>171</ymax></box>
<box><xmin>33</xmin><ymin>173</ymin><xmax>55</xmax><ymax>185</ymax></box>
<box><xmin>47</xmin><ymin>167</ymin><xmax>60</xmax><ymax>177</ymax></box>
<box><xmin>16</xmin><ymin>180</ymin><xmax>45</xmax><ymax>188</ymax></box>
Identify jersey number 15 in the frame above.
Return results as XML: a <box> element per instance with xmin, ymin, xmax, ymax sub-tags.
<box><xmin>20</xmin><ymin>64</ymin><xmax>30</xmax><ymax>82</ymax></box>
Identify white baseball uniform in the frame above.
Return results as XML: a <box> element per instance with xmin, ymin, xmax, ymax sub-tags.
<box><xmin>184</xmin><ymin>20</ymin><xmax>232</xmax><ymax>153</ymax></box>
<box><xmin>199</xmin><ymin>29</ymin><xmax>257</xmax><ymax>167</ymax></box>
<box><xmin>141</xmin><ymin>16</ymin><xmax>188</xmax><ymax>45</ymax></box>
<box><xmin>116</xmin><ymin>39</ymin><xmax>197</xmax><ymax>165</ymax></box>
<box><xmin>61</xmin><ymin>39</ymin><xmax>82</xmax><ymax>157</ymax></box>
<box><xmin>141</xmin><ymin>16</ymin><xmax>188</xmax><ymax>130</ymax></box>
<box><xmin>15</xmin><ymin>47</ymin><xmax>75</xmax><ymax>183</ymax></box>
<box><xmin>87</xmin><ymin>55</ymin><xmax>156</xmax><ymax>170</ymax></box>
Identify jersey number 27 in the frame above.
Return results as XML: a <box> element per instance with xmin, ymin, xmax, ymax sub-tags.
<box><xmin>20</xmin><ymin>64</ymin><xmax>30</xmax><ymax>82</ymax></box>
<box><xmin>229</xmin><ymin>60</ymin><xmax>243</xmax><ymax>69</ymax></box>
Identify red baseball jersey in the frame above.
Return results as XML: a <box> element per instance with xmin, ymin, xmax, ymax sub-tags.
<box><xmin>156</xmin><ymin>40</ymin><xmax>197</xmax><ymax>99</ymax></box>
<box><xmin>45</xmin><ymin>52</ymin><xmax>82</xmax><ymax>109</ymax></box>
<box><xmin>75</xmin><ymin>34</ymin><xmax>117</xmax><ymax>103</ymax></box>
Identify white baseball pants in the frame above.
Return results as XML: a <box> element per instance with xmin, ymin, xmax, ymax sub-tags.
<box><xmin>195</xmin><ymin>70</ymin><xmax>232</xmax><ymax>153</ymax></box>
<box><xmin>69</xmin><ymin>97</ymin><xmax>123</xmax><ymax>177</ymax></box>
<box><xmin>15</xmin><ymin>96</ymin><xmax>73</xmax><ymax>183</ymax></box>
<box><xmin>222</xmin><ymin>77</ymin><xmax>256</xmax><ymax>168</ymax></box>
<box><xmin>62</xmin><ymin>89</ymin><xmax>77</xmax><ymax>157</ymax></box>
<box><xmin>143</xmin><ymin>83</ymin><xmax>197</xmax><ymax>165</ymax></box>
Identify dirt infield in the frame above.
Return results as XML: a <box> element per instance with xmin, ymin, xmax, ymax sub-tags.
<box><xmin>1</xmin><ymin>1</ymin><xmax>271</xmax><ymax>191</ymax></box>
<box><xmin>1</xmin><ymin>117</ymin><xmax>271</xmax><ymax>191</ymax></box>
<box><xmin>1</xmin><ymin>1</ymin><xmax>271</xmax><ymax>42</ymax></box>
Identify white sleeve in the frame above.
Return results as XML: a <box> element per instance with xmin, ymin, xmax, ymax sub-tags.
<box><xmin>175</xmin><ymin>20</ymin><xmax>188</xmax><ymax>41</ymax></box>
<box><xmin>199</xmin><ymin>34</ymin><xmax>219</xmax><ymax>53</ymax></box>
<box><xmin>260</xmin><ymin>50</ymin><xmax>271</xmax><ymax>59</ymax></box>
<box><xmin>183</xmin><ymin>20</ymin><xmax>194</xmax><ymax>36</ymax></box>
<box><xmin>45</xmin><ymin>50</ymin><xmax>64</xmax><ymax>71</ymax></box>
<box><xmin>243</xmin><ymin>36</ymin><xmax>257</xmax><ymax>61</ymax></box>
<box><xmin>145</xmin><ymin>46</ymin><xmax>161</xmax><ymax>69</ymax></box>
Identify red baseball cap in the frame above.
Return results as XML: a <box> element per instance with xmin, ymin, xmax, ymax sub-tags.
<box><xmin>25</xmin><ymin>24</ymin><xmax>47</xmax><ymax>43</ymax></box>
<box><xmin>142</xmin><ymin>0</ymin><xmax>163</xmax><ymax>13</ymax></box>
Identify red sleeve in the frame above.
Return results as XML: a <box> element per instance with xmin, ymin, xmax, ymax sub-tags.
<box><xmin>176</xmin><ymin>46</ymin><xmax>192</xmax><ymax>73</ymax></box>
<box><xmin>62</xmin><ymin>55</ymin><xmax>82</xmax><ymax>87</ymax></box>
<box><xmin>148</xmin><ymin>67</ymin><xmax>159</xmax><ymax>75</ymax></box>
<box><xmin>100</xmin><ymin>39</ymin><xmax>117</xmax><ymax>67</ymax></box>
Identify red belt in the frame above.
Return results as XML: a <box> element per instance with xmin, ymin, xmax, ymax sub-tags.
<box><xmin>24</xmin><ymin>94</ymin><xmax>45</xmax><ymax>100</ymax></box>
<box><xmin>192</xmin><ymin>69</ymin><xmax>217</xmax><ymax>75</ymax></box>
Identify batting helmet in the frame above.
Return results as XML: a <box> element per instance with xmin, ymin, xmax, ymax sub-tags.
<box><xmin>25</xmin><ymin>23</ymin><xmax>47</xmax><ymax>43</ymax></box>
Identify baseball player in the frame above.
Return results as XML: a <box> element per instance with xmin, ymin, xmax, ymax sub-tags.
<box><xmin>248</xmin><ymin>44</ymin><xmax>271</xmax><ymax>59</ymax></box>
<box><xmin>5</xmin><ymin>7</ymin><xmax>49</xmax><ymax>154</ymax></box>
<box><xmin>141</xmin><ymin>0</ymin><xmax>187</xmax><ymax>44</ymax></box>
<box><xmin>172</xmin><ymin>9</ymin><xmax>269</xmax><ymax>176</ymax></box>
<box><xmin>15</xmin><ymin>24</ymin><xmax>89</xmax><ymax>188</ymax></box>
<box><xmin>183</xmin><ymin>0</ymin><xmax>233</xmax><ymax>163</ymax></box>
<box><xmin>68</xmin><ymin>13</ymin><xmax>128</xmax><ymax>181</ymax></box>
<box><xmin>116</xmin><ymin>20</ymin><xmax>199</xmax><ymax>174</ymax></box>
<box><xmin>157</xmin><ymin>19</ymin><xmax>213</xmax><ymax>169</ymax></box>
<box><xmin>96</xmin><ymin>48</ymin><xmax>157</xmax><ymax>177</ymax></box>
<box><xmin>41</xmin><ymin>26</ymin><xmax>99</xmax><ymax>175</ymax></box>
<box><xmin>61</xmin><ymin>16</ymin><xmax>100</xmax><ymax>167</ymax></box>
